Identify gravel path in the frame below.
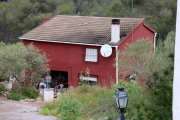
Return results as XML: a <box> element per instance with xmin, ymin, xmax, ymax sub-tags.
<box><xmin>0</xmin><ymin>99</ymin><xmax>60</xmax><ymax>120</ymax></box>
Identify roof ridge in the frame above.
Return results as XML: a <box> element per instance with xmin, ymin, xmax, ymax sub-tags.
<box><xmin>55</xmin><ymin>15</ymin><xmax>144</xmax><ymax>19</ymax></box>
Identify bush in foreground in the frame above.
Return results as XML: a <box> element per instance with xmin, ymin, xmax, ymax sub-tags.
<box><xmin>7</xmin><ymin>87</ymin><xmax>39</xmax><ymax>101</ymax></box>
<box><xmin>0</xmin><ymin>84</ymin><xmax>6</xmax><ymax>93</ymax></box>
<box><xmin>40</xmin><ymin>80</ymin><xmax>166</xmax><ymax>120</ymax></box>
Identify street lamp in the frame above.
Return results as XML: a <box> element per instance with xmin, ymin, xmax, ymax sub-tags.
<box><xmin>113</xmin><ymin>87</ymin><xmax>129</xmax><ymax>120</ymax></box>
<box><xmin>45</xmin><ymin>74</ymin><xmax>51</xmax><ymax>89</ymax></box>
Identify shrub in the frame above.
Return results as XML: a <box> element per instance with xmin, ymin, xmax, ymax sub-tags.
<box><xmin>57</xmin><ymin>94</ymin><xmax>83</xmax><ymax>120</ymax></box>
<box><xmin>7</xmin><ymin>86</ymin><xmax>39</xmax><ymax>101</ymax></box>
<box><xmin>0</xmin><ymin>84</ymin><xmax>6</xmax><ymax>92</ymax></box>
<box><xmin>0</xmin><ymin>76</ymin><xmax>6</xmax><ymax>82</ymax></box>
<box><xmin>22</xmin><ymin>87</ymin><xmax>39</xmax><ymax>99</ymax></box>
<box><xmin>7</xmin><ymin>92</ymin><xmax>21</xmax><ymax>101</ymax></box>
<box><xmin>40</xmin><ymin>79</ymin><xmax>171</xmax><ymax>120</ymax></box>
<box><xmin>40</xmin><ymin>84</ymin><xmax>119</xmax><ymax>119</ymax></box>
<box><xmin>39</xmin><ymin>108</ymin><xmax>58</xmax><ymax>117</ymax></box>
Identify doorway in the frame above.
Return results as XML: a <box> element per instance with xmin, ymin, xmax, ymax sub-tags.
<box><xmin>51</xmin><ymin>70</ymin><xmax>68</xmax><ymax>88</ymax></box>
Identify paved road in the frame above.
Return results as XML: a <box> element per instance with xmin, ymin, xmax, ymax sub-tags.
<box><xmin>0</xmin><ymin>99</ymin><xmax>60</xmax><ymax>120</ymax></box>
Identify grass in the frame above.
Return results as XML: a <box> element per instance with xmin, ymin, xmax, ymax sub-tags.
<box><xmin>40</xmin><ymin>80</ymin><xmax>152</xmax><ymax>120</ymax></box>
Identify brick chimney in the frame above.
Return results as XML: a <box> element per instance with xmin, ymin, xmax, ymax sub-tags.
<box><xmin>111</xmin><ymin>19</ymin><xmax>120</xmax><ymax>43</ymax></box>
<box><xmin>43</xmin><ymin>18</ymin><xmax>50</xmax><ymax>23</ymax></box>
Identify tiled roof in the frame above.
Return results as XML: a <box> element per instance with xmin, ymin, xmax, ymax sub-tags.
<box><xmin>19</xmin><ymin>15</ymin><xmax>144</xmax><ymax>46</ymax></box>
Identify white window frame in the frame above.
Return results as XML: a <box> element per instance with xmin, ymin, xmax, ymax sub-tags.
<box><xmin>81</xmin><ymin>76</ymin><xmax>97</xmax><ymax>82</ymax></box>
<box><xmin>85</xmin><ymin>48</ymin><xmax>98</xmax><ymax>62</ymax></box>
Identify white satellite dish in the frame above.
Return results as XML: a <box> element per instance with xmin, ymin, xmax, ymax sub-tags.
<box><xmin>100</xmin><ymin>44</ymin><xmax>112</xmax><ymax>57</ymax></box>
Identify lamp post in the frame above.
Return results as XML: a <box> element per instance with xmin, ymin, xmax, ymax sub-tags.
<box><xmin>45</xmin><ymin>74</ymin><xmax>51</xmax><ymax>89</ymax></box>
<box><xmin>113</xmin><ymin>87</ymin><xmax>129</xmax><ymax>120</ymax></box>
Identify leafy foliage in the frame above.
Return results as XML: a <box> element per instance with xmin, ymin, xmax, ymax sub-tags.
<box><xmin>22</xmin><ymin>86</ymin><xmax>39</xmax><ymax>99</ymax></box>
<box><xmin>0</xmin><ymin>75</ymin><xmax>6</xmax><ymax>82</ymax></box>
<box><xmin>0</xmin><ymin>42</ymin><xmax>27</xmax><ymax>80</ymax></box>
<box><xmin>0</xmin><ymin>0</ymin><xmax>75</xmax><ymax>43</ymax></box>
<box><xmin>118</xmin><ymin>38</ymin><xmax>154</xmax><ymax>83</ymax></box>
<box><xmin>0</xmin><ymin>0</ymin><xmax>177</xmax><ymax>43</ymax></box>
<box><xmin>117</xmin><ymin>31</ymin><xmax>174</xmax><ymax>119</ymax></box>
<box><xmin>106</xmin><ymin>0</ymin><xmax>131</xmax><ymax>17</ymax></box>
<box><xmin>7</xmin><ymin>86</ymin><xmax>39</xmax><ymax>101</ymax></box>
<box><xmin>106</xmin><ymin>0</ymin><xmax>176</xmax><ymax>39</ymax></box>
<box><xmin>0</xmin><ymin>84</ymin><xmax>6</xmax><ymax>92</ymax></box>
<box><xmin>25</xmin><ymin>43</ymin><xmax>50</xmax><ymax>84</ymax></box>
<box><xmin>118</xmin><ymin>31</ymin><xmax>175</xmax><ymax>88</ymax></box>
<box><xmin>0</xmin><ymin>42</ymin><xmax>50</xmax><ymax>83</ymax></box>
<box><xmin>41</xmin><ymin>79</ymin><xmax>165</xmax><ymax>119</ymax></box>
<box><xmin>0</xmin><ymin>42</ymin><xmax>50</xmax><ymax>96</ymax></box>
<box><xmin>57</xmin><ymin>94</ymin><xmax>83</xmax><ymax>120</ymax></box>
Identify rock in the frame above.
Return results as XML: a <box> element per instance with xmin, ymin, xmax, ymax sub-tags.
<box><xmin>30</xmin><ymin>99</ymin><xmax>35</xmax><ymax>102</ymax></box>
<box><xmin>69</xmin><ymin>86</ymin><xmax>74</xmax><ymax>89</ymax></box>
<box><xmin>20</xmin><ymin>100</ymin><xmax>24</xmax><ymax>102</ymax></box>
<box><xmin>35</xmin><ymin>110</ymin><xmax>39</xmax><ymax>112</ymax></box>
<box><xmin>24</xmin><ymin>99</ymin><xmax>30</xmax><ymax>102</ymax></box>
<box><xmin>36</xmin><ymin>97</ymin><xmax>42</xmax><ymax>101</ymax></box>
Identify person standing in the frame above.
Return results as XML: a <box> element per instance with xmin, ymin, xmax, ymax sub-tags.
<box><xmin>46</xmin><ymin>74</ymin><xmax>51</xmax><ymax>89</ymax></box>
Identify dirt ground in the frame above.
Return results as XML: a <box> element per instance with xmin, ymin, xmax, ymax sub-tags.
<box><xmin>0</xmin><ymin>96</ymin><xmax>60</xmax><ymax>120</ymax></box>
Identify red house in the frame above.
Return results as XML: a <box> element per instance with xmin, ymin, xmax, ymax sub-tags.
<box><xmin>19</xmin><ymin>15</ymin><xmax>156</xmax><ymax>88</ymax></box>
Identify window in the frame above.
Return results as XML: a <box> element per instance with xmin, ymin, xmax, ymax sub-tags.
<box><xmin>84</xmin><ymin>48</ymin><xmax>98</xmax><ymax>62</ymax></box>
<box><xmin>78</xmin><ymin>73</ymin><xmax>98</xmax><ymax>86</ymax></box>
<box><xmin>81</xmin><ymin>76</ymin><xmax>97</xmax><ymax>81</ymax></box>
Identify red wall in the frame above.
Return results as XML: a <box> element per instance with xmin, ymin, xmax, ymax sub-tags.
<box><xmin>23</xmin><ymin>41</ymin><xmax>117</xmax><ymax>87</ymax></box>
<box><xmin>118</xmin><ymin>22</ymin><xmax>154</xmax><ymax>51</ymax></box>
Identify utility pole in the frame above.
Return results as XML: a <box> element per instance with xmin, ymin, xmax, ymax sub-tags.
<box><xmin>173</xmin><ymin>0</ymin><xmax>180</xmax><ymax>119</ymax></box>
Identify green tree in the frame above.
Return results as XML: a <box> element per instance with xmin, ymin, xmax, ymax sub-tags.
<box><xmin>118</xmin><ymin>31</ymin><xmax>175</xmax><ymax>88</ymax></box>
<box><xmin>25</xmin><ymin>43</ymin><xmax>50</xmax><ymax>84</ymax></box>
<box><xmin>142</xmin><ymin>0</ymin><xmax>177</xmax><ymax>39</ymax></box>
<box><xmin>0</xmin><ymin>42</ymin><xmax>50</xmax><ymax>96</ymax></box>
<box><xmin>106</xmin><ymin>0</ymin><xmax>177</xmax><ymax>39</ymax></box>
<box><xmin>117</xmin><ymin>39</ymin><xmax>154</xmax><ymax>84</ymax></box>
<box><xmin>72</xmin><ymin>0</ymin><xmax>112</xmax><ymax>16</ymax></box>
<box><xmin>147</xmin><ymin>31</ymin><xmax>175</xmax><ymax>87</ymax></box>
<box><xmin>0</xmin><ymin>0</ymin><xmax>76</xmax><ymax>43</ymax></box>
<box><xmin>54</xmin><ymin>0</ymin><xmax>76</xmax><ymax>15</ymax></box>
<box><xmin>0</xmin><ymin>0</ymin><xmax>38</xmax><ymax>43</ymax></box>
<box><xmin>143</xmin><ymin>32</ymin><xmax>174</xmax><ymax>119</ymax></box>
<box><xmin>106</xmin><ymin>0</ymin><xmax>131</xmax><ymax>17</ymax></box>
<box><xmin>117</xmin><ymin>32</ymin><xmax>174</xmax><ymax>119</ymax></box>
<box><xmin>0</xmin><ymin>2</ymin><xmax>15</xmax><ymax>44</ymax></box>
<box><xmin>121</xmin><ymin>0</ymin><xmax>145</xmax><ymax>13</ymax></box>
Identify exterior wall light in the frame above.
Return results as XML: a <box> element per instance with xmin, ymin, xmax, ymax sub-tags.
<box><xmin>113</xmin><ymin>87</ymin><xmax>129</xmax><ymax>120</ymax></box>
